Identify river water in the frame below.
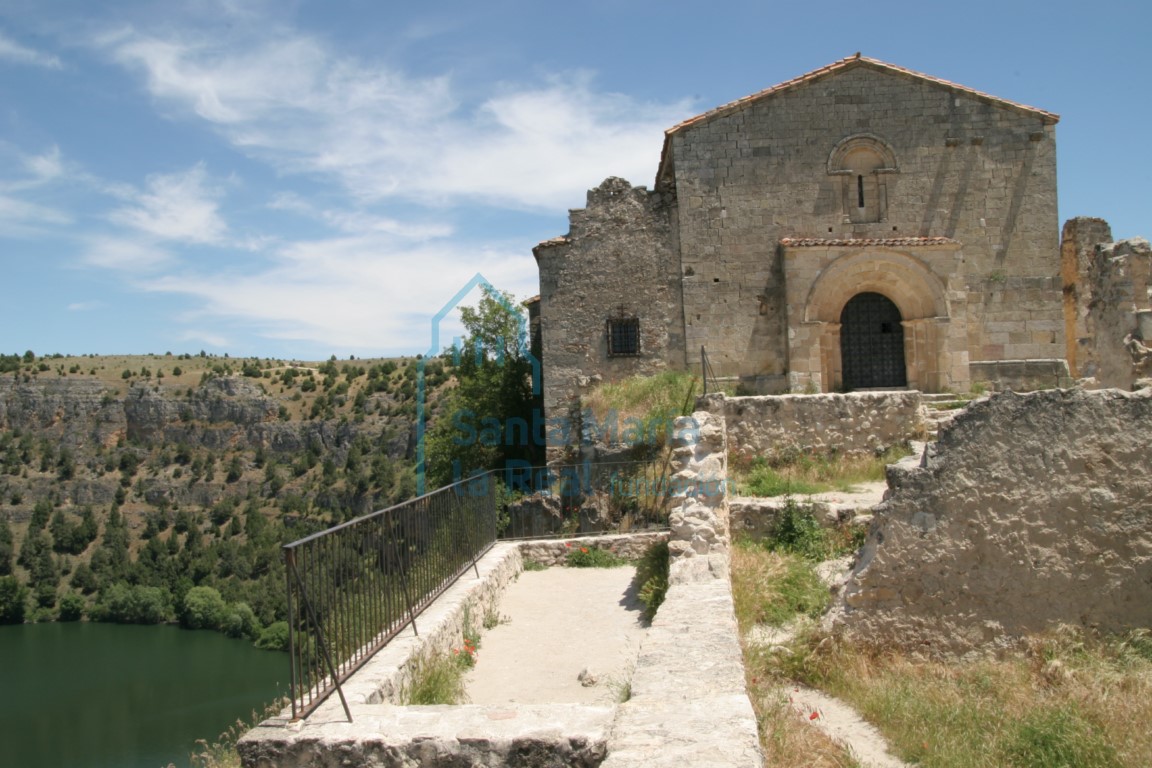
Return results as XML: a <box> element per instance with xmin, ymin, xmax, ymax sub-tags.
<box><xmin>0</xmin><ymin>622</ymin><xmax>287</xmax><ymax>768</ymax></box>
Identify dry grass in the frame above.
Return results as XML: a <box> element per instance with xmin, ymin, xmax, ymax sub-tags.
<box><xmin>731</xmin><ymin>531</ymin><xmax>1152</xmax><ymax>768</ymax></box>
<box><xmin>581</xmin><ymin>371</ymin><xmax>699</xmax><ymax>447</ymax></box>
<box><xmin>732</xmin><ymin>445</ymin><xmax>912</xmax><ymax>497</ymax></box>
<box><xmin>746</xmin><ymin>622</ymin><xmax>1152</xmax><ymax>768</ymax></box>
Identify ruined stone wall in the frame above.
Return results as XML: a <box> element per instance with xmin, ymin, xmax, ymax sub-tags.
<box><xmin>669</xmin><ymin>65</ymin><xmax>1062</xmax><ymax>382</ymax></box>
<box><xmin>700</xmin><ymin>391</ymin><xmax>923</xmax><ymax>464</ymax></box>
<box><xmin>835</xmin><ymin>388</ymin><xmax>1152</xmax><ymax>656</ymax></box>
<box><xmin>1079</xmin><ymin>234</ymin><xmax>1152</xmax><ymax>389</ymax></box>
<box><xmin>1061</xmin><ymin>217</ymin><xmax>1113</xmax><ymax>377</ymax></box>
<box><xmin>534</xmin><ymin>178</ymin><xmax>684</xmax><ymax>454</ymax></box>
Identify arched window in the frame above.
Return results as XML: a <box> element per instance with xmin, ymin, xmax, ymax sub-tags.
<box><xmin>828</xmin><ymin>135</ymin><xmax>898</xmax><ymax>224</ymax></box>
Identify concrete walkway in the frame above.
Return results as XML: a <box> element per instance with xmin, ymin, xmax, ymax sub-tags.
<box><xmin>464</xmin><ymin>566</ymin><xmax>647</xmax><ymax>705</ymax></box>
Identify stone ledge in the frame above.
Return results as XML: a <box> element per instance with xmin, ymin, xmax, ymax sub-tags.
<box><xmin>239</xmin><ymin>703</ymin><xmax>614</xmax><ymax>768</ymax></box>
<box><xmin>602</xmin><ymin>580</ymin><xmax>763</xmax><ymax>767</ymax></box>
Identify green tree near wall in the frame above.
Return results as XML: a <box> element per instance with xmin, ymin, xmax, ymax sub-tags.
<box><xmin>424</xmin><ymin>285</ymin><xmax>539</xmax><ymax>488</ymax></box>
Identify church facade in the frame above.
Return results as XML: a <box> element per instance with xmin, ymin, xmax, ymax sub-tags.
<box><xmin>531</xmin><ymin>55</ymin><xmax>1066</xmax><ymax>427</ymax></box>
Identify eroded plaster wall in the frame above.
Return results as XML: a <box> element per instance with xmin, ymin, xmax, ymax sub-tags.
<box><xmin>834</xmin><ymin>388</ymin><xmax>1152</xmax><ymax>656</ymax></box>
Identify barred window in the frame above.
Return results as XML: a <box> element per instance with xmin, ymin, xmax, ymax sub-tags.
<box><xmin>606</xmin><ymin>316</ymin><xmax>640</xmax><ymax>357</ymax></box>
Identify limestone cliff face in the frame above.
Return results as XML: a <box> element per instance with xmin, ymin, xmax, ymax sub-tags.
<box><xmin>834</xmin><ymin>387</ymin><xmax>1152</xmax><ymax>656</ymax></box>
<box><xmin>0</xmin><ymin>374</ymin><xmax>415</xmax><ymax>519</ymax></box>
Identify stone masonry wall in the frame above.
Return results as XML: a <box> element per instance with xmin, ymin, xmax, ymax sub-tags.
<box><xmin>1082</xmin><ymin>236</ymin><xmax>1152</xmax><ymax>389</ymax></box>
<box><xmin>700</xmin><ymin>391</ymin><xmax>923</xmax><ymax>464</ymax></box>
<box><xmin>834</xmin><ymin>388</ymin><xmax>1152</xmax><ymax>656</ymax></box>
<box><xmin>1061</xmin><ymin>216</ymin><xmax>1114</xmax><ymax>378</ymax></box>
<box><xmin>534</xmin><ymin>177</ymin><xmax>683</xmax><ymax>459</ymax></box>
<box><xmin>670</xmin><ymin>63</ymin><xmax>1062</xmax><ymax>381</ymax></box>
<box><xmin>665</xmin><ymin>410</ymin><xmax>732</xmax><ymax>582</ymax></box>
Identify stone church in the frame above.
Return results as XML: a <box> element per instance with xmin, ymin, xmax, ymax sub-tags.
<box><xmin>530</xmin><ymin>54</ymin><xmax>1067</xmax><ymax>423</ymax></box>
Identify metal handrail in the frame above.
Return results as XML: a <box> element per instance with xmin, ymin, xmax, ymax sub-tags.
<box><xmin>283</xmin><ymin>471</ymin><xmax>498</xmax><ymax>721</ymax></box>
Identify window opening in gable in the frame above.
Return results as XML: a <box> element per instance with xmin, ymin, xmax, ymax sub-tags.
<box><xmin>828</xmin><ymin>134</ymin><xmax>898</xmax><ymax>225</ymax></box>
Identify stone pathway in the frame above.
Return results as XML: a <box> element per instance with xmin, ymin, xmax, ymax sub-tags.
<box><xmin>739</xmin><ymin>479</ymin><xmax>914</xmax><ymax>768</ymax></box>
<box><xmin>464</xmin><ymin>566</ymin><xmax>647</xmax><ymax>705</ymax></box>
<box><xmin>785</xmin><ymin>684</ymin><xmax>913</xmax><ymax>768</ymax></box>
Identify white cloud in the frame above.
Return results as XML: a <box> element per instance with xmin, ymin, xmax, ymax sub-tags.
<box><xmin>106</xmin><ymin>27</ymin><xmax>692</xmax><ymax>210</ymax></box>
<box><xmin>109</xmin><ymin>164</ymin><xmax>227</xmax><ymax>244</ymax></box>
<box><xmin>137</xmin><ymin>233</ymin><xmax>537</xmax><ymax>353</ymax></box>
<box><xmin>67</xmin><ymin>301</ymin><xmax>105</xmax><ymax>312</ymax></box>
<box><xmin>23</xmin><ymin>146</ymin><xmax>64</xmax><ymax>182</ymax></box>
<box><xmin>83</xmin><ymin>236</ymin><xmax>174</xmax><ymax>272</ymax></box>
<box><xmin>0</xmin><ymin>31</ymin><xmax>62</xmax><ymax>69</ymax></box>
<box><xmin>0</xmin><ymin>194</ymin><xmax>70</xmax><ymax>235</ymax></box>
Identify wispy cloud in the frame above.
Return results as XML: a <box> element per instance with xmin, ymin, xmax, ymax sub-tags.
<box><xmin>109</xmin><ymin>164</ymin><xmax>227</xmax><ymax>244</ymax></box>
<box><xmin>0</xmin><ymin>193</ymin><xmax>71</xmax><ymax>235</ymax></box>
<box><xmin>67</xmin><ymin>301</ymin><xmax>105</xmax><ymax>312</ymax></box>
<box><xmin>106</xmin><ymin>26</ymin><xmax>691</xmax><ymax>210</ymax></box>
<box><xmin>83</xmin><ymin>236</ymin><xmax>174</xmax><ymax>272</ymax></box>
<box><xmin>138</xmin><ymin>233</ymin><xmax>536</xmax><ymax>353</ymax></box>
<box><xmin>0</xmin><ymin>30</ymin><xmax>62</xmax><ymax>69</ymax></box>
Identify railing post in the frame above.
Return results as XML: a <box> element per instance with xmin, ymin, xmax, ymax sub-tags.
<box><xmin>285</xmin><ymin>546</ymin><xmax>299</xmax><ymax>721</ymax></box>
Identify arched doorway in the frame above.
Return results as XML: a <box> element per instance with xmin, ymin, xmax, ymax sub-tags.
<box><xmin>840</xmin><ymin>292</ymin><xmax>907</xmax><ymax>389</ymax></box>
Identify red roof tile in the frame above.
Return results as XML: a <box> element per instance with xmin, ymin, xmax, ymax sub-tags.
<box><xmin>780</xmin><ymin>236</ymin><xmax>960</xmax><ymax>247</ymax></box>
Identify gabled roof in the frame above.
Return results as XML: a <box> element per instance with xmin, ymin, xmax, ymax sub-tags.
<box><xmin>656</xmin><ymin>54</ymin><xmax>1059</xmax><ymax>186</ymax></box>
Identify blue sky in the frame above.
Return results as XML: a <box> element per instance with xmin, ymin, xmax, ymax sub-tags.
<box><xmin>1</xmin><ymin>0</ymin><xmax>1148</xmax><ymax>359</ymax></box>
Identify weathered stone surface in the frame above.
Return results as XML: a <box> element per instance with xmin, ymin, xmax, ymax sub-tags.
<box><xmin>666</xmin><ymin>411</ymin><xmax>731</xmax><ymax>583</ymax></box>
<box><xmin>517</xmin><ymin>533</ymin><xmax>667</xmax><ymax>569</ymax></box>
<box><xmin>701</xmin><ymin>390</ymin><xmax>923</xmax><ymax>463</ymax></box>
<box><xmin>1072</xmin><ymin>234</ymin><xmax>1152</xmax><ymax>389</ymax></box>
<box><xmin>534</xmin><ymin>57</ymin><xmax>1067</xmax><ymax>447</ymax></box>
<box><xmin>833</xmin><ymin>388</ymin><xmax>1152</xmax><ymax>655</ymax></box>
<box><xmin>238</xmin><ymin>703</ymin><xmax>613</xmax><ymax>768</ymax></box>
<box><xmin>601</xmin><ymin>580</ymin><xmax>763</xmax><ymax>768</ymax></box>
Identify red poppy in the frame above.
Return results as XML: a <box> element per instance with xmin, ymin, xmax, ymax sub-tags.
<box><xmin>580</xmin><ymin>547</ymin><xmax>589</xmax><ymax>554</ymax></box>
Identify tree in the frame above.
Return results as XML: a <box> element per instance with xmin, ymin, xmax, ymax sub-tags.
<box><xmin>0</xmin><ymin>519</ymin><xmax>13</xmax><ymax>575</ymax></box>
<box><xmin>425</xmin><ymin>284</ymin><xmax>539</xmax><ymax>488</ymax></box>
<box><xmin>94</xmin><ymin>584</ymin><xmax>171</xmax><ymax>624</ymax></box>
<box><xmin>0</xmin><ymin>576</ymin><xmax>27</xmax><ymax>623</ymax></box>
<box><xmin>58</xmin><ymin>591</ymin><xmax>85</xmax><ymax>621</ymax></box>
<box><xmin>180</xmin><ymin>585</ymin><xmax>228</xmax><ymax>630</ymax></box>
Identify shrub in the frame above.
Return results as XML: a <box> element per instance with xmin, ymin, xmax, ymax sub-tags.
<box><xmin>255</xmin><ymin>621</ymin><xmax>290</xmax><ymax>651</ymax></box>
<box><xmin>566</xmin><ymin>544</ymin><xmax>627</xmax><ymax>568</ymax></box>
<box><xmin>58</xmin><ymin>591</ymin><xmax>85</xmax><ymax>621</ymax></box>
<box><xmin>95</xmin><ymin>584</ymin><xmax>171</xmax><ymax>624</ymax></box>
<box><xmin>180</xmin><ymin>586</ymin><xmax>229</xmax><ymax>630</ymax></box>
<box><xmin>634</xmin><ymin>540</ymin><xmax>669</xmax><ymax>620</ymax></box>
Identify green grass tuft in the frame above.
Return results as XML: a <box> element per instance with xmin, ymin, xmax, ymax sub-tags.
<box><xmin>565</xmin><ymin>544</ymin><xmax>628</xmax><ymax>568</ymax></box>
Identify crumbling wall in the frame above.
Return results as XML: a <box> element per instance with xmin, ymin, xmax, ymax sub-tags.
<box><xmin>1086</xmin><ymin>238</ymin><xmax>1152</xmax><ymax>388</ymax></box>
<box><xmin>534</xmin><ymin>177</ymin><xmax>684</xmax><ymax>460</ymax></box>
<box><xmin>700</xmin><ymin>391</ymin><xmax>923</xmax><ymax>464</ymax></box>
<box><xmin>835</xmin><ymin>388</ymin><xmax>1152</xmax><ymax>656</ymax></box>
<box><xmin>1061</xmin><ymin>216</ymin><xmax>1113</xmax><ymax>378</ymax></box>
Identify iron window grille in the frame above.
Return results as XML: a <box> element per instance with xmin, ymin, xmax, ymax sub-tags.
<box><xmin>606</xmin><ymin>316</ymin><xmax>641</xmax><ymax>357</ymax></box>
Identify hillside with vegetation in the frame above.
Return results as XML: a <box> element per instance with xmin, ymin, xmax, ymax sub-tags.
<box><xmin>0</xmin><ymin>350</ymin><xmax>454</xmax><ymax>643</ymax></box>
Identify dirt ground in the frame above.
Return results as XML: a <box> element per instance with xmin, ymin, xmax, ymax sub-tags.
<box><xmin>464</xmin><ymin>566</ymin><xmax>647</xmax><ymax>705</ymax></box>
